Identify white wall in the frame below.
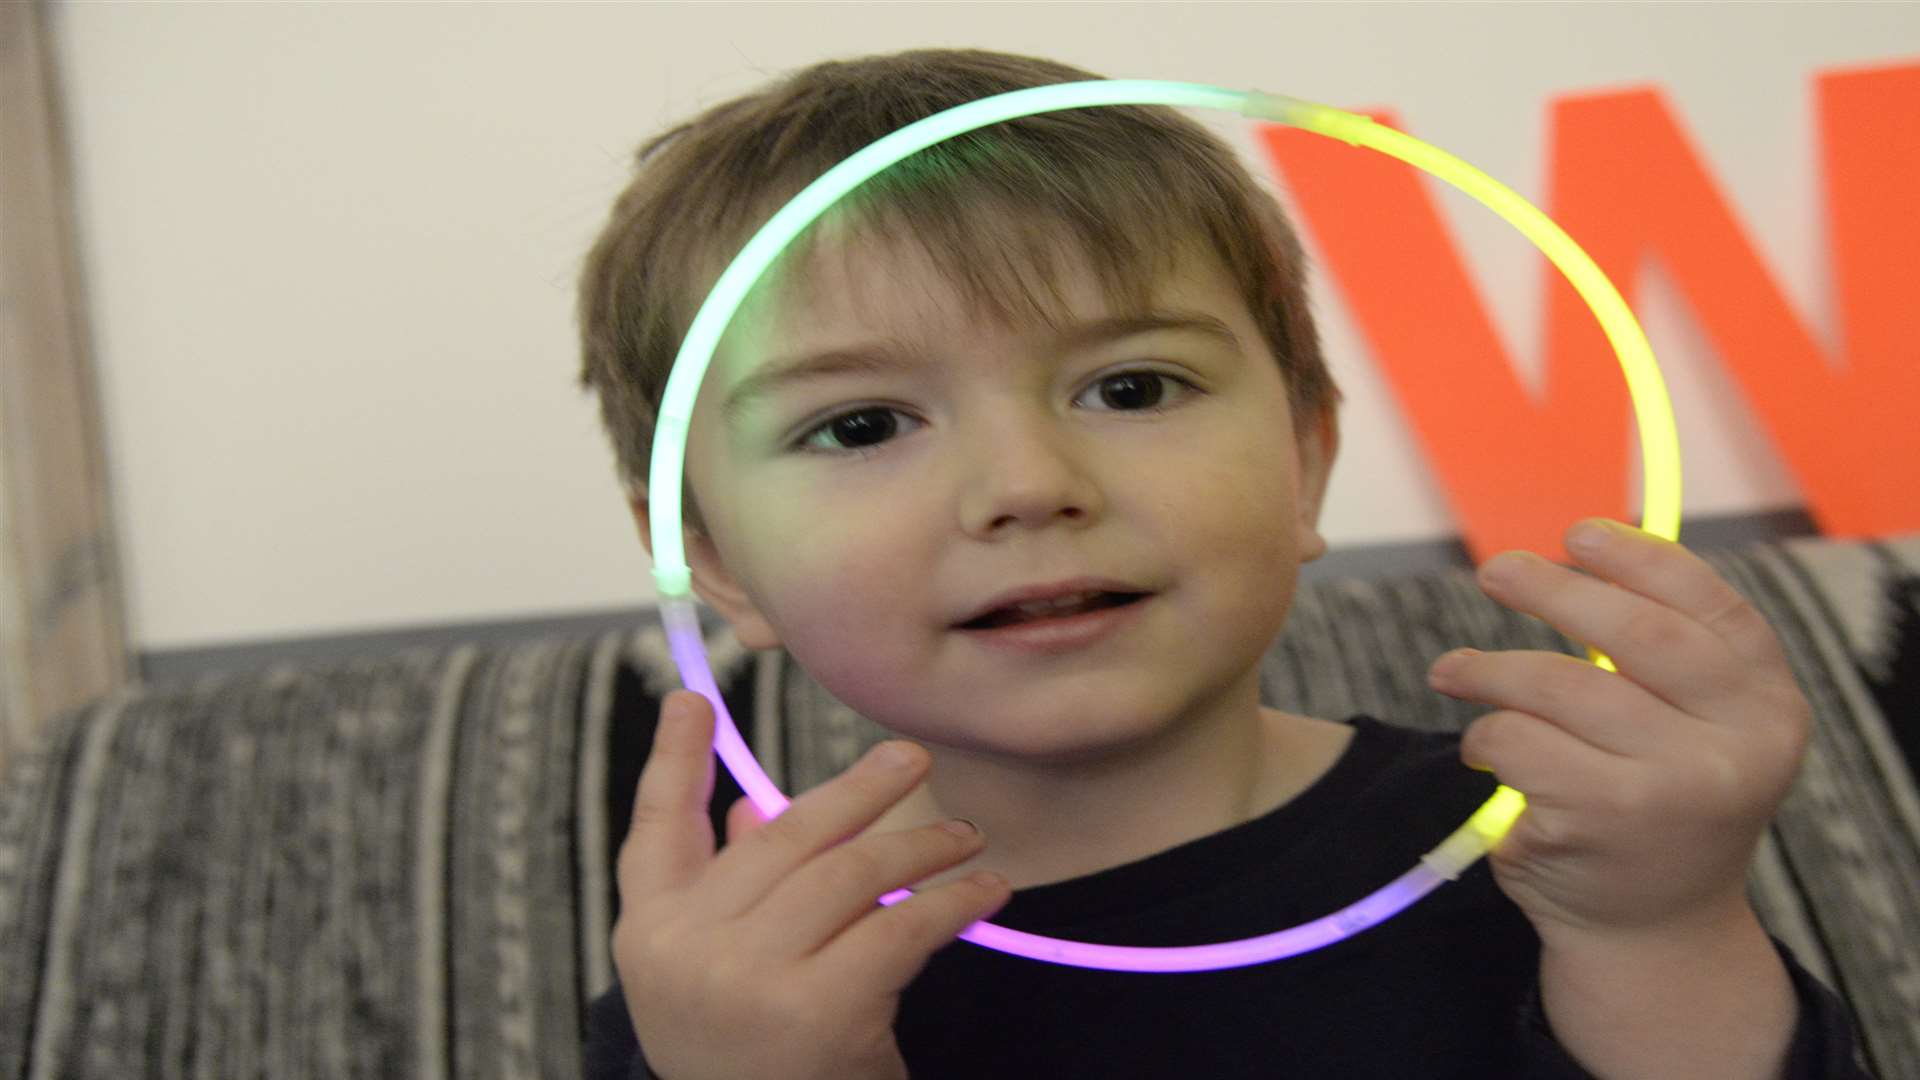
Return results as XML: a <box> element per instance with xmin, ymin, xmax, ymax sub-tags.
<box><xmin>46</xmin><ymin>1</ymin><xmax>1918</xmax><ymax>652</ymax></box>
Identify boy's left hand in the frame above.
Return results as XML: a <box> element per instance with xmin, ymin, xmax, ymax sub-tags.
<box><xmin>1426</xmin><ymin>517</ymin><xmax>1811</xmax><ymax>942</ymax></box>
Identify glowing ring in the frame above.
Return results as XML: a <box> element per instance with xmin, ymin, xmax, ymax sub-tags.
<box><xmin>646</xmin><ymin>81</ymin><xmax>1682</xmax><ymax>972</ymax></box>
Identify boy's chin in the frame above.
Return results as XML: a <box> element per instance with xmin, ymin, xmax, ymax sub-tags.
<box><xmin>895</xmin><ymin>709</ymin><xmax>1209</xmax><ymax>769</ymax></box>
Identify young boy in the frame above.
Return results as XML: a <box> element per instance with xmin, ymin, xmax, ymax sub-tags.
<box><xmin>576</xmin><ymin>48</ymin><xmax>1866</xmax><ymax>1079</ymax></box>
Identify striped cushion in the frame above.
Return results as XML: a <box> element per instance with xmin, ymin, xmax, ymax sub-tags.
<box><xmin>2</xmin><ymin>536</ymin><xmax>1915</xmax><ymax>1078</ymax></box>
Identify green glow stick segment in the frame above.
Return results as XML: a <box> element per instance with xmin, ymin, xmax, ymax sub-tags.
<box><xmin>651</xmin><ymin>81</ymin><xmax>1256</xmax><ymax>598</ymax></box>
<box><xmin>650</xmin><ymin>83</ymin><xmax>1681</xmax><ymax>595</ymax></box>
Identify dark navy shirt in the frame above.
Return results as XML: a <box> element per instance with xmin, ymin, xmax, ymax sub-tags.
<box><xmin>586</xmin><ymin>716</ymin><xmax>1870</xmax><ymax>1079</ymax></box>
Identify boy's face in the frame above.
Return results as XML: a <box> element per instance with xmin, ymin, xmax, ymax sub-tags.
<box><xmin>638</xmin><ymin>225</ymin><xmax>1337</xmax><ymax>763</ymax></box>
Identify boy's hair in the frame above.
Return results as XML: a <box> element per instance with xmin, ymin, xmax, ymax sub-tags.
<box><xmin>577</xmin><ymin>47</ymin><xmax>1337</xmax><ymax>536</ymax></box>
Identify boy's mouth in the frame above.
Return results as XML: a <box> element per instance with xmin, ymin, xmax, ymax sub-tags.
<box><xmin>956</xmin><ymin>589</ymin><xmax>1151</xmax><ymax>630</ymax></box>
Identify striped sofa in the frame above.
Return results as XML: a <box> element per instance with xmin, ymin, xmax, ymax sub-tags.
<box><xmin>3</xmin><ymin>533</ymin><xmax>1916</xmax><ymax>1079</ymax></box>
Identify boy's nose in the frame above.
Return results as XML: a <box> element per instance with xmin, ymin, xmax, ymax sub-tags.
<box><xmin>954</xmin><ymin>414</ymin><xmax>1105</xmax><ymax>536</ymax></box>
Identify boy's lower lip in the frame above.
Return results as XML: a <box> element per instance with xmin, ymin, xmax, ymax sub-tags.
<box><xmin>953</xmin><ymin>593</ymin><xmax>1151</xmax><ymax>655</ymax></box>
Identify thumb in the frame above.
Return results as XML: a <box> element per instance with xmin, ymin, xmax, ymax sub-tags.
<box><xmin>617</xmin><ymin>689</ymin><xmax>719</xmax><ymax>894</ymax></box>
<box><xmin>724</xmin><ymin>793</ymin><xmax>770</xmax><ymax>846</ymax></box>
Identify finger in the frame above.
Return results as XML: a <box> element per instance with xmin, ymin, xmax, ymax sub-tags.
<box><xmin>700</xmin><ymin>739</ymin><xmax>932</xmax><ymax>916</ymax></box>
<box><xmin>1475</xmin><ymin>547</ymin><xmax>1747</xmax><ymax>721</ymax></box>
<box><xmin>828</xmin><ymin>869</ymin><xmax>1013</xmax><ymax>992</ymax></box>
<box><xmin>1459</xmin><ymin>708</ymin><xmax>1630</xmax><ymax>809</ymax></box>
<box><xmin>616</xmin><ymin>690</ymin><xmax>719</xmax><ymax>896</ymax></box>
<box><xmin>1562</xmin><ymin>519</ymin><xmax>1789</xmax><ymax>672</ymax></box>
<box><xmin>747</xmin><ymin>818</ymin><xmax>989</xmax><ymax>956</ymax></box>
<box><xmin>1428</xmin><ymin>647</ymin><xmax>1690</xmax><ymax>759</ymax></box>
<box><xmin>725</xmin><ymin>794</ymin><xmax>769</xmax><ymax>846</ymax></box>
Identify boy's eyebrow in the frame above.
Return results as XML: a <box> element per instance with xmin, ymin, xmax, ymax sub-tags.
<box><xmin>720</xmin><ymin>310</ymin><xmax>1239</xmax><ymax>422</ymax></box>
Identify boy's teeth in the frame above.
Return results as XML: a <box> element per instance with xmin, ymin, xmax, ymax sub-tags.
<box><xmin>990</xmin><ymin>588</ymin><xmax>1121</xmax><ymax>622</ymax></box>
<box><xmin>961</xmin><ymin>590</ymin><xmax>1142</xmax><ymax>629</ymax></box>
<box><xmin>1006</xmin><ymin>591</ymin><xmax>1108</xmax><ymax>621</ymax></box>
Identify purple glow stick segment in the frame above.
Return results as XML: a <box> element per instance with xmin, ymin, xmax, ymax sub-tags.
<box><xmin>660</xmin><ymin>601</ymin><xmax>789</xmax><ymax>816</ymax></box>
<box><xmin>660</xmin><ymin>595</ymin><xmax>1528</xmax><ymax>971</ymax></box>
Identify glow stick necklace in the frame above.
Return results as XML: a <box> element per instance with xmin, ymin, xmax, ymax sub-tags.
<box><xmin>646</xmin><ymin>81</ymin><xmax>1682</xmax><ymax>972</ymax></box>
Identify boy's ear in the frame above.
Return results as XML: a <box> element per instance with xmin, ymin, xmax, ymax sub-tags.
<box><xmin>1293</xmin><ymin>405</ymin><xmax>1340</xmax><ymax>564</ymax></box>
<box><xmin>627</xmin><ymin>492</ymin><xmax>783</xmax><ymax>651</ymax></box>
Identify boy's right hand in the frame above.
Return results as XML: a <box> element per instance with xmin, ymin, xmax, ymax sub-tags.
<box><xmin>612</xmin><ymin>689</ymin><xmax>1012</xmax><ymax>1080</ymax></box>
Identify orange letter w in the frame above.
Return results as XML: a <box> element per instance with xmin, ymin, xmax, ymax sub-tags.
<box><xmin>1257</xmin><ymin>61</ymin><xmax>1920</xmax><ymax>559</ymax></box>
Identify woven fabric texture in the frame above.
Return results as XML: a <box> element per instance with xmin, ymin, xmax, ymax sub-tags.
<box><xmin>1</xmin><ymin>535</ymin><xmax>1915</xmax><ymax>1079</ymax></box>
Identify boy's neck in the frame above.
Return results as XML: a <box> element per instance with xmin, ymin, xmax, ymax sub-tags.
<box><xmin>870</xmin><ymin>702</ymin><xmax>1353</xmax><ymax>892</ymax></box>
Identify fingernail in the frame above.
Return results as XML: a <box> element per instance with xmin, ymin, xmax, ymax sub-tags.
<box><xmin>665</xmin><ymin>691</ymin><xmax>703</xmax><ymax>726</ymax></box>
<box><xmin>871</xmin><ymin>741</ymin><xmax>923</xmax><ymax>770</ymax></box>
<box><xmin>1465</xmin><ymin>761</ymin><xmax>1495</xmax><ymax>774</ymax></box>
<box><xmin>967</xmin><ymin>870</ymin><xmax>1009</xmax><ymax>890</ymax></box>
<box><xmin>1566</xmin><ymin>520</ymin><xmax>1610</xmax><ymax>556</ymax></box>
<box><xmin>1427</xmin><ymin>648</ymin><xmax>1477</xmax><ymax>689</ymax></box>
<box><xmin>939</xmin><ymin>818</ymin><xmax>982</xmax><ymax>839</ymax></box>
<box><xmin>1478</xmin><ymin>551</ymin><xmax>1527</xmax><ymax>587</ymax></box>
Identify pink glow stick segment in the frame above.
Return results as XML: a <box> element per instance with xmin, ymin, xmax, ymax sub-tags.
<box><xmin>660</xmin><ymin>600</ymin><xmax>1526</xmax><ymax>971</ymax></box>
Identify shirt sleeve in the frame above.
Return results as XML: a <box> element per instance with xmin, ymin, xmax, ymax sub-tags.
<box><xmin>584</xmin><ymin>980</ymin><xmax>662</xmax><ymax>1080</ymax></box>
<box><xmin>1512</xmin><ymin>937</ymin><xmax>1875</xmax><ymax>1079</ymax></box>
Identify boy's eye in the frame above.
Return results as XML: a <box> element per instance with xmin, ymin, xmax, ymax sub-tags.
<box><xmin>1077</xmin><ymin>370</ymin><xmax>1190</xmax><ymax>412</ymax></box>
<box><xmin>791</xmin><ymin>370</ymin><xmax>1193</xmax><ymax>455</ymax></box>
<box><xmin>795</xmin><ymin>407</ymin><xmax>920</xmax><ymax>453</ymax></box>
